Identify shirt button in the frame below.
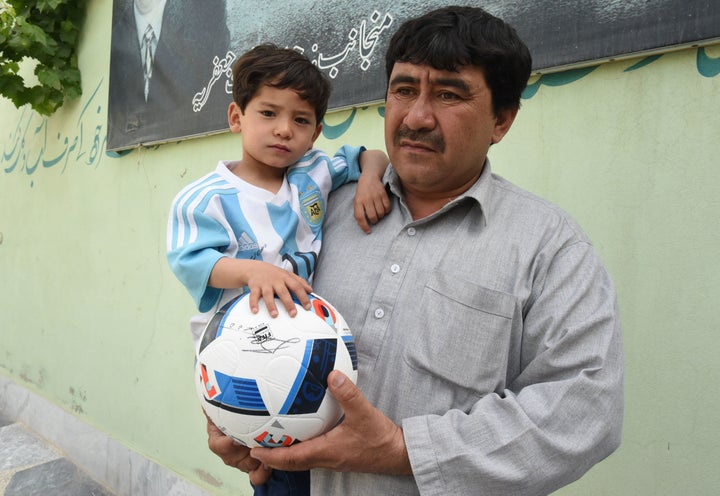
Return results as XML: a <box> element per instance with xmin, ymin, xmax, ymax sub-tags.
<box><xmin>407</xmin><ymin>227</ymin><xmax>416</xmax><ymax>236</ymax></box>
<box><xmin>374</xmin><ymin>308</ymin><xmax>385</xmax><ymax>319</ymax></box>
<box><xmin>390</xmin><ymin>263</ymin><xmax>400</xmax><ymax>274</ymax></box>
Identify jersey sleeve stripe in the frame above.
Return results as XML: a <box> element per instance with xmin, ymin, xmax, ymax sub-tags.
<box><xmin>170</xmin><ymin>175</ymin><xmax>232</xmax><ymax>249</ymax></box>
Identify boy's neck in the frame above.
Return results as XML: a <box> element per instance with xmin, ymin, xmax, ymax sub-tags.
<box><xmin>232</xmin><ymin>159</ymin><xmax>285</xmax><ymax>194</ymax></box>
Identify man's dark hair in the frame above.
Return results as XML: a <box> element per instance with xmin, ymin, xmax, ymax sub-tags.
<box><xmin>232</xmin><ymin>43</ymin><xmax>331</xmax><ymax>124</ymax></box>
<box><xmin>385</xmin><ymin>6</ymin><xmax>532</xmax><ymax>114</ymax></box>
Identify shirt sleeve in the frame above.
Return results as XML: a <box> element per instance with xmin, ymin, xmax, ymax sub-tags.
<box><xmin>327</xmin><ymin>145</ymin><xmax>365</xmax><ymax>191</ymax></box>
<box><xmin>166</xmin><ymin>192</ymin><xmax>230</xmax><ymax>313</ymax></box>
<box><xmin>403</xmin><ymin>241</ymin><xmax>624</xmax><ymax>496</ymax></box>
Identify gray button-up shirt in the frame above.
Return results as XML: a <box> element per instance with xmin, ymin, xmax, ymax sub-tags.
<box><xmin>312</xmin><ymin>161</ymin><xmax>623</xmax><ymax>496</ymax></box>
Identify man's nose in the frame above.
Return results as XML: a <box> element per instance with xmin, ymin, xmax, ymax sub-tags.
<box><xmin>404</xmin><ymin>94</ymin><xmax>436</xmax><ymax>131</ymax></box>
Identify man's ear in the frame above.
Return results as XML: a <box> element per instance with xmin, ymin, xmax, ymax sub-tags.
<box><xmin>491</xmin><ymin>107</ymin><xmax>519</xmax><ymax>145</ymax></box>
<box><xmin>228</xmin><ymin>102</ymin><xmax>243</xmax><ymax>133</ymax></box>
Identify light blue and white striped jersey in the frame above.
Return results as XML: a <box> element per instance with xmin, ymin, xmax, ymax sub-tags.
<box><xmin>167</xmin><ymin>145</ymin><xmax>363</xmax><ymax>345</ymax></box>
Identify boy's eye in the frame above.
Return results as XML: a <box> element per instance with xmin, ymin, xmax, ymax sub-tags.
<box><xmin>295</xmin><ymin>117</ymin><xmax>311</xmax><ymax>125</ymax></box>
<box><xmin>260</xmin><ymin>110</ymin><xmax>275</xmax><ymax>117</ymax></box>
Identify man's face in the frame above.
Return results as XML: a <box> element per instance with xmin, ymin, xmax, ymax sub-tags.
<box><xmin>384</xmin><ymin>62</ymin><xmax>516</xmax><ymax>201</ymax></box>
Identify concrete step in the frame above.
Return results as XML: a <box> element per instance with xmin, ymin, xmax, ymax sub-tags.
<box><xmin>0</xmin><ymin>413</ymin><xmax>115</xmax><ymax>495</ymax></box>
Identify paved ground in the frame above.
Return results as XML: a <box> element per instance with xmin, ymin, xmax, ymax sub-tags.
<box><xmin>0</xmin><ymin>412</ymin><xmax>115</xmax><ymax>496</ymax></box>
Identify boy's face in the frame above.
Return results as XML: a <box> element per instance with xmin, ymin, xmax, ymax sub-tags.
<box><xmin>228</xmin><ymin>85</ymin><xmax>322</xmax><ymax>175</ymax></box>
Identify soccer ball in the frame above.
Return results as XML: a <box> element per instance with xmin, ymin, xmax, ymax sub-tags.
<box><xmin>195</xmin><ymin>292</ymin><xmax>358</xmax><ymax>447</ymax></box>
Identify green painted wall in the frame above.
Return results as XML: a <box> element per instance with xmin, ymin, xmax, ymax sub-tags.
<box><xmin>1</xmin><ymin>2</ymin><xmax>719</xmax><ymax>495</ymax></box>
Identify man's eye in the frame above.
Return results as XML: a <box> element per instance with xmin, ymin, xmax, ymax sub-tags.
<box><xmin>393</xmin><ymin>87</ymin><xmax>415</xmax><ymax>97</ymax></box>
<box><xmin>439</xmin><ymin>91</ymin><xmax>460</xmax><ymax>101</ymax></box>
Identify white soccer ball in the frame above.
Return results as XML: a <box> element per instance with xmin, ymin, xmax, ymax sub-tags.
<box><xmin>195</xmin><ymin>292</ymin><xmax>358</xmax><ymax>447</ymax></box>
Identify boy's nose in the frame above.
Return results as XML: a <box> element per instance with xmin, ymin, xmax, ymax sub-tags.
<box><xmin>274</xmin><ymin>119</ymin><xmax>292</xmax><ymax>138</ymax></box>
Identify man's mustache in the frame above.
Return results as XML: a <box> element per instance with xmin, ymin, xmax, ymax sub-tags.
<box><xmin>393</xmin><ymin>126</ymin><xmax>445</xmax><ymax>153</ymax></box>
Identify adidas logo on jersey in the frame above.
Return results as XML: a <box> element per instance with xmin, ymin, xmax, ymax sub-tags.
<box><xmin>238</xmin><ymin>232</ymin><xmax>259</xmax><ymax>252</ymax></box>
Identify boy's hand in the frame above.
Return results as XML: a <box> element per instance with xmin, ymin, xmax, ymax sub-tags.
<box><xmin>354</xmin><ymin>172</ymin><xmax>391</xmax><ymax>234</ymax></box>
<box><xmin>245</xmin><ymin>262</ymin><xmax>313</xmax><ymax>317</ymax></box>
<box><xmin>209</xmin><ymin>258</ymin><xmax>312</xmax><ymax>317</ymax></box>
<box><xmin>355</xmin><ymin>148</ymin><xmax>391</xmax><ymax>233</ymax></box>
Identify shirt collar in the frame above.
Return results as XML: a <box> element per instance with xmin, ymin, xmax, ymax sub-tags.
<box><xmin>383</xmin><ymin>159</ymin><xmax>494</xmax><ymax>224</ymax></box>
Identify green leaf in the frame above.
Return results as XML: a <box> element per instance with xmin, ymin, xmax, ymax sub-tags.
<box><xmin>0</xmin><ymin>60</ymin><xmax>21</xmax><ymax>75</ymax></box>
<box><xmin>59</xmin><ymin>20</ymin><xmax>78</xmax><ymax>44</ymax></box>
<box><xmin>0</xmin><ymin>0</ymin><xmax>86</xmax><ymax>115</ymax></box>
<box><xmin>16</xmin><ymin>20</ymin><xmax>55</xmax><ymax>48</ymax></box>
<box><xmin>0</xmin><ymin>73</ymin><xmax>24</xmax><ymax>97</ymax></box>
<box><xmin>36</xmin><ymin>65</ymin><xmax>62</xmax><ymax>89</ymax></box>
<box><xmin>37</xmin><ymin>0</ymin><xmax>64</xmax><ymax>14</ymax></box>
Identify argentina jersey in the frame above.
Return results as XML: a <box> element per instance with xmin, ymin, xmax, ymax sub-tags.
<box><xmin>166</xmin><ymin>146</ymin><xmax>362</xmax><ymax>318</ymax></box>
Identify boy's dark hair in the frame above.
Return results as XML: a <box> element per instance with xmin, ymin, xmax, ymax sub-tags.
<box><xmin>232</xmin><ymin>43</ymin><xmax>331</xmax><ymax>124</ymax></box>
<box><xmin>385</xmin><ymin>6</ymin><xmax>532</xmax><ymax>115</ymax></box>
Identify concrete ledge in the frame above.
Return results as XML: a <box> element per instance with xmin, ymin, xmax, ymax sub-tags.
<box><xmin>0</xmin><ymin>375</ymin><xmax>209</xmax><ymax>496</ymax></box>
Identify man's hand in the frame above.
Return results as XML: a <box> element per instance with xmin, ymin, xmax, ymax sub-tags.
<box><xmin>250</xmin><ymin>370</ymin><xmax>412</xmax><ymax>475</ymax></box>
<box><xmin>206</xmin><ymin>416</ymin><xmax>272</xmax><ymax>485</ymax></box>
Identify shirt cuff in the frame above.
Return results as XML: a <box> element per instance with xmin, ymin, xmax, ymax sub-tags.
<box><xmin>403</xmin><ymin>415</ymin><xmax>446</xmax><ymax>494</ymax></box>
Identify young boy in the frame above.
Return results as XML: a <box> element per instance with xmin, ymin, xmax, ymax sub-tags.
<box><xmin>166</xmin><ymin>44</ymin><xmax>389</xmax><ymax>495</ymax></box>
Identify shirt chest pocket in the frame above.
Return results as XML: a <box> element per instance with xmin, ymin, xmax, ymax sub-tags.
<box><xmin>402</xmin><ymin>271</ymin><xmax>517</xmax><ymax>396</ymax></box>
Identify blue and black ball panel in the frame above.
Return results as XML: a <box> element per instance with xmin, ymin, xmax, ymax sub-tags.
<box><xmin>207</xmin><ymin>370</ymin><xmax>269</xmax><ymax>416</ymax></box>
<box><xmin>280</xmin><ymin>338</ymin><xmax>337</xmax><ymax>415</ymax></box>
<box><xmin>198</xmin><ymin>294</ymin><xmax>247</xmax><ymax>354</ymax></box>
<box><xmin>342</xmin><ymin>335</ymin><xmax>358</xmax><ymax>371</ymax></box>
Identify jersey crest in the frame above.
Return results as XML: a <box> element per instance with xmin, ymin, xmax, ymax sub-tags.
<box><xmin>299</xmin><ymin>189</ymin><xmax>324</xmax><ymax>227</ymax></box>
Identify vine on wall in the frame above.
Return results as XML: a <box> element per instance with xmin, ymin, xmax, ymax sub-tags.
<box><xmin>0</xmin><ymin>0</ymin><xmax>87</xmax><ymax>116</ymax></box>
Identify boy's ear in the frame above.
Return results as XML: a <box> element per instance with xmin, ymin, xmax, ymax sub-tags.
<box><xmin>310</xmin><ymin>123</ymin><xmax>322</xmax><ymax>146</ymax></box>
<box><xmin>228</xmin><ymin>102</ymin><xmax>243</xmax><ymax>133</ymax></box>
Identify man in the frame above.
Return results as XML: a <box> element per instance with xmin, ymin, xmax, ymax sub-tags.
<box><xmin>209</xmin><ymin>6</ymin><xmax>623</xmax><ymax>495</ymax></box>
